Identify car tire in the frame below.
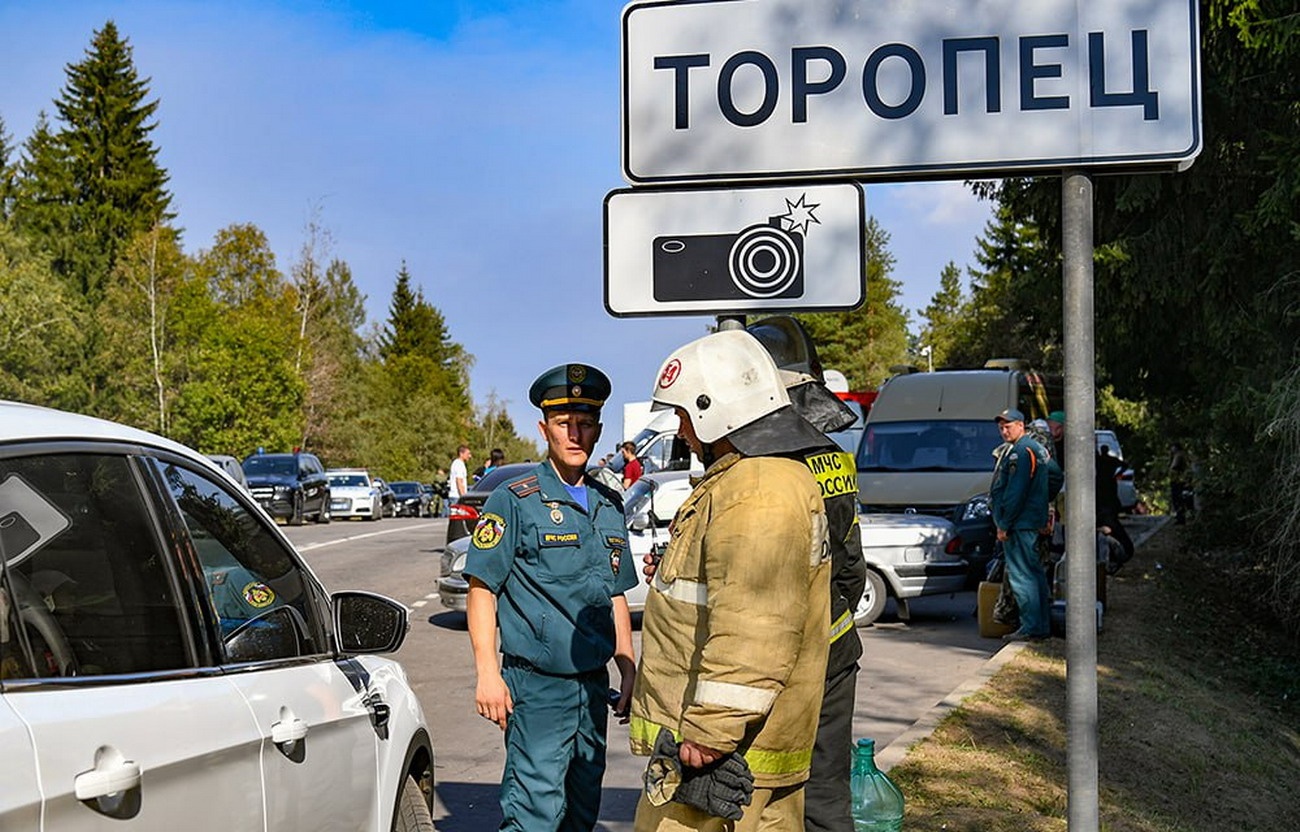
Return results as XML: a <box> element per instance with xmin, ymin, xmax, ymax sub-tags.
<box><xmin>316</xmin><ymin>502</ymin><xmax>331</xmax><ymax>524</ymax></box>
<box><xmin>854</xmin><ymin>569</ymin><xmax>888</xmax><ymax>626</ymax></box>
<box><xmin>368</xmin><ymin>498</ymin><xmax>381</xmax><ymax>521</ymax></box>
<box><xmin>288</xmin><ymin>493</ymin><xmax>305</xmax><ymax>526</ymax></box>
<box><xmin>392</xmin><ymin>774</ymin><xmax>434</xmax><ymax>832</ymax></box>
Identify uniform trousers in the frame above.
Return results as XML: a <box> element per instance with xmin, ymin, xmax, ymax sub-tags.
<box><xmin>1003</xmin><ymin>528</ymin><xmax>1051</xmax><ymax>637</ymax></box>
<box><xmin>499</xmin><ymin>658</ymin><xmax>609</xmax><ymax>831</ymax></box>
<box><xmin>804</xmin><ymin>661</ymin><xmax>859</xmax><ymax>831</ymax></box>
<box><xmin>634</xmin><ymin>782</ymin><xmax>804</xmax><ymax>831</ymax></box>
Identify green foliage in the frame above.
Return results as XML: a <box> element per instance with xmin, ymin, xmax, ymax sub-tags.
<box><xmin>15</xmin><ymin>21</ymin><xmax>171</xmax><ymax>302</ymax></box>
<box><xmin>796</xmin><ymin>217</ymin><xmax>911</xmax><ymax>389</ymax></box>
<box><xmin>917</xmin><ymin>261</ymin><xmax>966</xmax><ymax>368</ymax></box>
<box><xmin>0</xmin><ymin>116</ymin><xmax>16</xmax><ymax>220</ymax></box>
<box><xmin>946</xmin><ymin>202</ymin><xmax>1061</xmax><ymax>371</ymax></box>
<box><xmin>0</xmin><ymin>220</ymin><xmax>88</xmax><ymax>406</ymax></box>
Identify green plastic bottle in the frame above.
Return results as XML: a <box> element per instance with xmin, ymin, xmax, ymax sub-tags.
<box><xmin>851</xmin><ymin>738</ymin><xmax>904</xmax><ymax>832</ymax></box>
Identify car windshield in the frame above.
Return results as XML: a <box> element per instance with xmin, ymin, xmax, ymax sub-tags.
<box><xmin>826</xmin><ymin>400</ymin><xmax>864</xmax><ymax>453</ymax></box>
<box><xmin>856</xmin><ymin>419</ymin><xmax>1004</xmax><ymax>472</ymax></box>
<box><xmin>328</xmin><ymin>474</ymin><xmax>370</xmax><ymax>488</ymax></box>
<box><xmin>390</xmin><ymin>482</ymin><xmax>420</xmax><ymax>496</ymax></box>
<box><xmin>243</xmin><ymin>456</ymin><xmax>296</xmax><ymax>476</ymax></box>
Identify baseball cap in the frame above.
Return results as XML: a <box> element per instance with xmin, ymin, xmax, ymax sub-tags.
<box><xmin>995</xmin><ymin>408</ymin><xmax>1026</xmax><ymax>424</ymax></box>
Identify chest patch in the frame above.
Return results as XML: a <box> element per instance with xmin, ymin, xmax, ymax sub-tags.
<box><xmin>541</xmin><ymin>531</ymin><xmax>580</xmax><ymax>546</ymax></box>
<box><xmin>472</xmin><ymin>513</ymin><xmax>507</xmax><ymax>549</ymax></box>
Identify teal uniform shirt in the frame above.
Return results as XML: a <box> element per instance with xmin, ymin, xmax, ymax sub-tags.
<box><xmin>463</xmin><ymin>461</ymin><xmax>637</xmax><ymax>675</ymax></box>
<box><xmin>990</xmin><ymin>435</ymin><xmax>1051</xmax><ymax>531</ymax></box>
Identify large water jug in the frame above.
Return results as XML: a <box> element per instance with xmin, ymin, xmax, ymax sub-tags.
<box><xmin>850</xmin><ymin>738</ymin><xmax>904</xmax><ymax>832</ymax></box>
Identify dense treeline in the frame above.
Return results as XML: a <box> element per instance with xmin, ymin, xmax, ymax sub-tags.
<box><xmin>0</xmin><ymin>22</ymin><xmax>539</xmax><ymax>483</ymax></box>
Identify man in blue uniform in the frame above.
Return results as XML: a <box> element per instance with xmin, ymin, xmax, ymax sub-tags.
<box><xmin>464</xmin><ymin>363</ymin><xmax>639</xmax><ymax>832</ymax></box>
<box><xmin>990</xmin><ymin>407</ymin><xmax>1052</xmax><ymax>642</ymax></box>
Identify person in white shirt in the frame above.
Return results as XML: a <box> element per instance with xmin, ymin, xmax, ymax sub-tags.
<box><xmin>448</xmin><ymin>446</ymin><xmax>471</xmax><ymax>502</ymax></box>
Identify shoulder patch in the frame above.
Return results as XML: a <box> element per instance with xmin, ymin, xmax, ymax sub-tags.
<box><xmin>472</xmin><ymin>512</ymin><xmax>507</xmax><ymax>549</ymax></box>
<box><xmin>508</xmin><ymin>476</ymin><xmax>540</xmax><ymax>498</ymax></box>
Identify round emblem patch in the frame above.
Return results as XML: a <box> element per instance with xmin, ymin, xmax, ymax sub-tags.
<box><xmin>472</xmin><ymin>513</ymin><xmax>507</xmax><ymax>549</ymax></box>
<box><xmin>242</xmin><ymin>581</ymin><xmax>276</xmax><ymax>608</ymax></box>
<box><xmin>568</xmin><ymin>365</ymin><xmax>587</xmax><ymax>383</ymax></box>
<box><xmin>658</xmin><ymin>359</ymin><xmax>681</xmax><ymax>389</ymax></box>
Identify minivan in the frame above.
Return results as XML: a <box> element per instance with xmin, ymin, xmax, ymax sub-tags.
<box><xmin>855</xmin><ymin>361</ymin><xmax>1062</xmax><ymax>577</ymax></box>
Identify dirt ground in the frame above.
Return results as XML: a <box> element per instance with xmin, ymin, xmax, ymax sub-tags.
<box><xmin>886</xmin><ymin>524</ymin><xmax>1300</xmax><ymax>832</ymax></box>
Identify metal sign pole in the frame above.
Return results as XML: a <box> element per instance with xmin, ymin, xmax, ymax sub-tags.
<box><xmin>1062</xmin><ymin>170</ymin><xmax>1099</xmax><ymax>831</ymax></box>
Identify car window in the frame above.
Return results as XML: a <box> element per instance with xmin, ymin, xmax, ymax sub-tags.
<box><xmin>154</xmin><ymin>461</ymin><xmax>325</xmax><ymax>662</ymax></box>
<box><xmin>329</xmin><ymin>473</ymin><xmax>370</xmax><ymax>488</ymax></box>
<box><xmin>0</xmin><ymin>454</ymin><xmax>190</xmax><ymax>680</ymax></box>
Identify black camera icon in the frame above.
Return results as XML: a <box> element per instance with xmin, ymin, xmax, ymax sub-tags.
<box><xmin>652</xmin><ymin>217</ymin><xmax>804</xmax><ymax>303</ymax></box>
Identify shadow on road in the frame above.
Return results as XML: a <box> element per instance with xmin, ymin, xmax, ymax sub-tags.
<box><xmin>434</xmin><ymin>781</ymin><xmax>641</xmax><ymax>831</ymax></box>
<box><xmin>429</xmin><ymin>611</ymin><xmax>468</xmax><ymax>631</ymax></box>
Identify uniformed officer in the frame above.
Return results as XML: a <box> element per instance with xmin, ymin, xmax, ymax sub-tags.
<box><xmin>464</xmin><ymin>363</ymin><xmax>639</xmax><ymax>832</ymax></box>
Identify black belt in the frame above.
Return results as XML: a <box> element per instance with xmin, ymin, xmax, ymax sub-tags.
<box><xmin>502</xmin><ymin>654</ymin><xmax>606</xmax><ymax>679</ymax></box>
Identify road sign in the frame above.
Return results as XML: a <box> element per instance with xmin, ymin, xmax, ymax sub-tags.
<box><xmin>622</xmin><ymin>0</ymin><xmax>1201</xmax><ymax>183</ymax></box>
<box><xmin>604</xmin><ymin>182</ymin><xmax>865</xmax><ymax>318</ymax></box>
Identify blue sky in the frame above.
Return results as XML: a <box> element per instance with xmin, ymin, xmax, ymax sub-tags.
<box><xmin>0</xmin><ymin>0</ymin><xmax>992</xmax><ymax>444</ymax></box>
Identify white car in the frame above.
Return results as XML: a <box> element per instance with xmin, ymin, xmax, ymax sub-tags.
<box><xmin>327</xmin><ymin>468</ymin><xmax>385</xmax><ymax>521</ymax></box>
<box><xmin>0</xmin><ymin>400</ymin><xmax>434</xmax><ymax>830</ymax></box>
<box><xmin>856</xmin><ymin>513</ymin><xmax>968</xmax><ymax>625</ymax></box>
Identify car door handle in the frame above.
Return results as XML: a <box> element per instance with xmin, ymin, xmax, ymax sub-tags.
<box><xmin>74</xmin><ymin>747</ymin><xmax>141</xmax><ymax>800</ymax></box>
<box><xmin>271</xmin><ymin>716</ymin><xmax>309</xmax><ymax>746</ymax></box>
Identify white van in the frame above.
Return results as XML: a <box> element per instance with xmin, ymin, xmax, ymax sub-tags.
<box><xmin>856</xmin><ymin>362</ymin><xmax>1062</xmax><ymax>579</ymax></box>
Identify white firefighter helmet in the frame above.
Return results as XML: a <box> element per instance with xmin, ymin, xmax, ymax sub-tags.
<box><xmin>650</xmin><ymin>330</ymin><xmax>790</xmax><ymax>444</ymax></box>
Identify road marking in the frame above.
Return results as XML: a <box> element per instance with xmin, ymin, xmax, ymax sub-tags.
<box><xmin>295</xmin><ymin>526</ymin><xmax>418</xmax><ymax>551</ymax></box>
<box><xmin>412</xmin><ymin>600</ymin><xmax>427</xmax><ymax>608</ymax></box>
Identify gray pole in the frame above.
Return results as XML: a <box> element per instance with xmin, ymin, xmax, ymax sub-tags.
<box><xmin>1062</xmin><ymin>170</ymin><xmax>1098</xmax><ymax>830</ymax></box>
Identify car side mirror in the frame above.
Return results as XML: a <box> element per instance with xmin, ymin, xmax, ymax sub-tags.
<box><xmin>334</xmin><ymin>591</ymin><xmax>409</xmax><ymax>654</ymax></box>
<box><xmin>628</xmin><ymin>513</ymin><xmax>651</xmax><ymax>532</ymax></box>
<box><xmin>225</xmin><ymin>606</ymin><xmax>306</xmax><ymax>662</ymax></box>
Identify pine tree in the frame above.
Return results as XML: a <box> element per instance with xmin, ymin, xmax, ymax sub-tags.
<box><xmin>0</xmin><ymin>115</ymin><xmax>16</xmax><ymax>220</ymax></box>
<box><xmin>796</xmin><ymin>217</ymin><xmax>911</xmax><ymax>389</ymax></box>
<box><xmin>917</xmin><ymin>261</ymin><xmax>967</xmax><ymax>368</ymax></box>
<box><xmin>17</xmin><ymin>21</ymin><xmax>172</xmax><ymax>301</ymax></box>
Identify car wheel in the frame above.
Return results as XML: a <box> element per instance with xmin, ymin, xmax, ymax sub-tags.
<box><xmin>854</xmin><ymin>569</ymin><xmax>888</xmax><ymax>626</ymax></box>
<box><xmin>317</xmin><ymin>502</ymin><xmax>331</xmax><ymax>524</ymax></box>
<box><xmin>288</xmin><ymin>492</ymin><xmax>305</xmax><ymax>526</ymax></box>
<box><xmin>392</xmin><ymin>773</ymin><xmax>434</xmax><ymax>832</ymax></box>
<box><xmin>368</xmin><ymin>498</ymin><xmax>381</xmax><ymax>521</ymax></box>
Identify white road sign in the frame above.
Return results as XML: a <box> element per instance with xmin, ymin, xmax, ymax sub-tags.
<box><xmin>604</xmin><ymin>182</ymin><xmax>865</xmax><ymax>318</ymax></box>
<box><xmin>622</xmin><ymin>0</ymin><xmax>1201</xmax><ymax>183</ymax></box>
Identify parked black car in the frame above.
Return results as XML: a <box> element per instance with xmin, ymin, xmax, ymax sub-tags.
<box><xmin>445</xmin><ymin>463</ymin><xmax>536</xmax><ymax>546</ymax></box>
<box><xmin>390</xmin><ymin>481</ymin><xmax>432</xmax><ymax>517</ymax></box>
<box><xmin>241</xmin><ymin>451</ymin><xmax>331</xmax><ymax>525</ymax></box>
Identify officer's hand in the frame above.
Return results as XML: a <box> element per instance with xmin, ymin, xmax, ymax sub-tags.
<box><xmin>642</xmin><ymin>551</ymin><xmax>659</xmax><ymax>582</ymax></box>
<box><xmin>996</xmin><ymin>528</ymin><xmax>1008</xmax><ymax>542</ymax></box>
<box><xmin>476</xmin><ymin>672</ymin><xmax>513</xmax><ymax>730</ymax></box>
<box><xmin>679</xmin><ymin>740</ymin><xmax>723</xmax><ymax>768</ymax></box>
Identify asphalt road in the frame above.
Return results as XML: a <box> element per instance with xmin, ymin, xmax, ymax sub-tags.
<box><xmin>282</xmin><ymin>514</ymin><xmax>1160</xmax><ymax>831</ymax></box>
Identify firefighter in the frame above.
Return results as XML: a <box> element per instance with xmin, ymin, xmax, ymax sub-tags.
<box><xmin>630</xmin><ymin>330</ymin><xmax>831</xmax><ymax>831</ymax></box>
<box><xmin>746</xmin><ymin>315</ymin><xmax>868</xmax><ymax>832</ymax></box>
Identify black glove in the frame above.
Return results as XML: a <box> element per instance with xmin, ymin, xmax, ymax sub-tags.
<box><xmin>643</xmin><ymin>727</ymin><xmax>754</xmax><ymax>821</ymax></box>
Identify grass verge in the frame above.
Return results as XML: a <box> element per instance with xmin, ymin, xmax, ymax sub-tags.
<box><xmin>888</xmin><ymin>524</ymin><xmax>1300</xmax><ymax>832</ymax></box>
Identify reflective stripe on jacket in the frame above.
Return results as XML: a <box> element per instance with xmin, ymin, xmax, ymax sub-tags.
<box><xmin>629</xmin><ymin>453</ymin><xmax>831</xmax><ymax>787</ymax></box>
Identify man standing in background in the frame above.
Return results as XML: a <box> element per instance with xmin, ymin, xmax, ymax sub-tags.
<box><xmin>620</xmin><ymin>441</ymin><xmax>644</xmax><ymax>489</ymax></box>
<box><xmin>448</xmin><ymin>445</ymin><xmax>471</xmax><ymax>504</ymax></box>
<box><xmin>990</xmin><ymin>408</ymin><xmax>1052</xmax><ymax>642</ymax></box>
